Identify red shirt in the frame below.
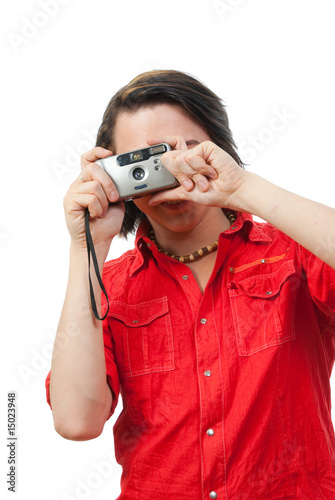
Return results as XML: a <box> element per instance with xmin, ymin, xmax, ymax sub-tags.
<box><xmin>46</xmin><ymin>212</ymin><xmax>335</xmax><ymax>499</ymax></box>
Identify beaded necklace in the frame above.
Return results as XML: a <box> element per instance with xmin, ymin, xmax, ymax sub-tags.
<box><xmin>149</xmin><ymin>211</ymin><xmax>237</xmax><ymax>263</ymax></box>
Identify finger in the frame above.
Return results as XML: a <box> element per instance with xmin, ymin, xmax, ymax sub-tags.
<box><xmin>73</xmin><ymin>180</ymin><xmax>110</xmax><ymax>217</ymax></box>
<box><xmin>146</xmin><ymin>135</ymin><xmax>188</xmax><ymax>151</ymax></box>
<box><xmin>189</xmin><ymin>173</ymin><xmax>211</xmax><ymax>192</ymax></box>
<box><xmin>161</xmin><ymin>151</ymin><xmax>195</xmax><ymax>191</ymax></box>
<box><xmin>81</xmin><ymin>147</ymin><xmax>113</xmax><ymax>169</ymax></box>
<box><xmin>65</xmin><ymin>192</ymin><xmax>106</xmax><ymax>219</ymax></box>
<box><xmin>190</xmin><ymin>141</ymin><xmax>220</xmax><ymax>179</ymax></box>
<box><xmin>162</xmin><ymin>149</ymin><xmax>212</xmax><ymax>191</ymax></box>
<box><xmin>164</xmin><ymin>147</ymin><xmax>218</xmax><ymax>184</ymax></box>
<box><xmin>183</xmin><ymin>147</ymin><xmax>218</xmax><ymax>180</ymax></box>
<box><xmin>80</xmin><ymin>162</ymin><xmax>119</xmax><ymax>203</ymax></box>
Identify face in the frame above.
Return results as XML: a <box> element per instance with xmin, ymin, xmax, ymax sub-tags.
<box><xmin>114</xmin><ymin>103</ymin><xmax>220</xmax><ymax>235</ymax></box>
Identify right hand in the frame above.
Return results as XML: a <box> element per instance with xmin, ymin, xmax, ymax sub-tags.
<box><xmin>63</xmin><ymin>147</ymin><xmax>125</xmax><ymax>251</ymax></box>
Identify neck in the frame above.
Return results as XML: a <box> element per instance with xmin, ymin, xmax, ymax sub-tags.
<box><xmin>149</xmin><ymin>208</ymin><xmax>231</xmax><ymax>257</ymax></box>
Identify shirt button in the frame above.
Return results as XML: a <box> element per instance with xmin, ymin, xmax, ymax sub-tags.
<box><xmin>207</xmin><ymin>429</ymin><xmax>214</xmax><ymax>436</ymax></box>
<box><xmin>200</xmin><ymin>318</ymin><xmax>207</xmax><ymax>324</ymax></box>
<box><xmin>209</xmin><ymin>492</ymin><xmax>218</xmax><ymax>499</ymax></box>
<box><xmin>204</xmin><ymin>370</ymin><xmax>212</xmax><ymax>377</ymax></box>
<box><xmin>261</xmin><ymin>259</ymin><xmax>266</xmax><ymax>264</ymax></box>
<box><xmin>182</xmin><ymin>275</ymin><xmax>189</xmax><ymax>280</ymax></box>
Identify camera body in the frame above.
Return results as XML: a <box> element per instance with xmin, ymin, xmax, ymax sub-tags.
<box><xmin>96</xmin><ymin>143</ymin><xmax>178</xmax><ymax>201</ymax></box>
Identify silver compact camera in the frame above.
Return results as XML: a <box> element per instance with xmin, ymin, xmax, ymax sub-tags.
<box><xmin>96</xmin><ymin>143</ymin><xmax>178</xmax><ymax>201</ymax></box>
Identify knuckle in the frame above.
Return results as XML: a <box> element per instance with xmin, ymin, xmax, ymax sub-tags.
<box><xmin>81</xmin><ymin>164</ymin><xmax>91</xmax><ymax>178</ymax></box>
<box><xmin>174</xmin><ymin>135</ymin><xmax>184</xmax><ymax>144</ymax></box>
<box><xmin>88</xmin><ymin>196</ymin><xmax>102</xmax><ymax>215</ymax></box>
<box><xmin>185</xmin><ymin>151</ymin><xmax>196</xmax><ymax>165</ymax></box>
<box><xmin>80</xmin><ymin>148</ymin><xmax>94</xmax><ymax>163</ymax></box>
<box><xmin>85</xmin><ymin>162</ymin><xmax>96</xmax><ymax>175</ymax></box>
<box><xmin>175</xmin><ymin>155</ymin><xmax>186</xmax><ymax>169</ymax></box>
<box><xmin>104</xmin><ymin>177</ymin><xmax>116</xmax><ymax>189</ymax></box>
<box><xmin>174</xmin><ymin>170</ymin><xmax>188</xmax><ymax>181</ymax></box>
<box><xmin>80</xmin><ymin>150</ymin><xmax>89</xmax><ymax>161</ymax></box>
<box><xmin>63</xmin><ymin>188</ymin><xmax>75</xmax><ymax>206</ymax></box>
<box><xmin>90</xmin><ymin>179</ymin><xmax>102</xmax><ymax>194</ymax></box>
<box><xmin>83</xmin><ymin>162</ymin><xmax>100</xmax><ymax>180</ymax></box>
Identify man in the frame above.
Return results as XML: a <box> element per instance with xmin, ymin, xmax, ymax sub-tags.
<box><xmin>46</xmin><ymin>70</ymin><xmax>335</xmax><ymax>499</ymax></box>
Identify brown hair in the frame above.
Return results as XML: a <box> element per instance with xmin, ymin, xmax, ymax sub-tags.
<box><xmin>96</xmin><ymin>69</ymin><xmax>244</xmax><ymax>237</ymax></box>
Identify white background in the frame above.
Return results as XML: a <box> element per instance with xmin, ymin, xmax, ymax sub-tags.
<box><xmin>1</xmin><ymin>0</ymin><xmax>334</xmax><ymax>498</ymax></box>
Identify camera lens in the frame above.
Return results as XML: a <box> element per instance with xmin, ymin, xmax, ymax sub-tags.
<box><xmin>132</xmin><ymin>167</ymin><xmax>145</xmax><ymax>181</ymax></box>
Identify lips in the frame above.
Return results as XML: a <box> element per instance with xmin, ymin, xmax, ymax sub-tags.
<box><xmin>160</xmin><ymin>200</ymin><xmax>191</xmax><ymax>211</ymax></box>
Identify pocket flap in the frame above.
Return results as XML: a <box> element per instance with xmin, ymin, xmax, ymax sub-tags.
<box><xmin>230</xmin><ymin>260</ymin><xmax>296</xmax><ymax>299</ymax></box>
<box><xmin>108</xmin><ymin>297</ymin><xmax>169</xmax><ymax>327</ymax></box>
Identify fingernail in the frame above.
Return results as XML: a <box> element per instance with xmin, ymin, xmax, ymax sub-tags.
<box><xmin>182</xmin><ymin>180</ymin><xmax>193</xmax><ymax>190</ymax></box>
<box><xmin>110</xmin><ymin>190</ymin><xmax>118</xmax><ymax>202</ymax></box>
<box><xmin>198</xmin><ymin>181</ymin><xmax>207</xmax><ymax>191</ymax></box>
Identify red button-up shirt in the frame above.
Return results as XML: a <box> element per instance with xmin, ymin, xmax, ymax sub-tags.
<box><xmin>46</xmin><ymin>212</ymin><xmax>335</xmax><ymax>499</ymax></box>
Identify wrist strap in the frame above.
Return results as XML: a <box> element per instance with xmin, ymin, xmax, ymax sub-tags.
<box><xmin>85</xmin><ymin>209</ymin><xmax>109</xmax><ymax>321</ymax></box>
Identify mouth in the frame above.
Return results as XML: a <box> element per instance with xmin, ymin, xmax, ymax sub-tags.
<box><xmin>160</xmin><ymin>200</ymin><xmax>191</xmax><ymax>211</ymax></box>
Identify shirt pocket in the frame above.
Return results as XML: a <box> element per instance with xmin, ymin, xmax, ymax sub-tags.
<box><xmin>108</xmin><ymin>297</ymin><xmax>175</xmax><ymax>379</ymax></box>
<box><xmin>228</xmin><ymin>260</ymin><xmax>297</xmax><ymax>356</ymax></box>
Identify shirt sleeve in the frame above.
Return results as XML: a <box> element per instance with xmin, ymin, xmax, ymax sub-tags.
<box><xmin>45</xmin><ymin>370</ymin><xmax>52</xmax><ymax>409</ymax></box>
<box><xmin>102</xmin><ymin>312</ymin><xmax>120</xmax><ymax>419</ymax></box>
<box><xmin>299</xmin><ymin>244</ymin><xmax>335</xmax><ymax>328</ymax></box>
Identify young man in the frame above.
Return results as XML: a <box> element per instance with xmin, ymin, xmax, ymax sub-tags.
<box><xmin>46</xmin><ymin>70</ymin><xmax>335</xmax><ymax>499</ymax></box>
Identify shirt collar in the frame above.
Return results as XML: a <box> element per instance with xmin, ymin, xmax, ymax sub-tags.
<box><xmin>221</xmin><ymin>212</ymin><xmax>273</xmax><ymax>242</ymax></box>
<box><xmin>127</xmin><ymin>219</ymin><xmax>153</xmax><ymax>277</ymax></box>
<box><xmin>129</xmin><ymin>212</ymin><xmax>272</xmax><ymax>276</ymax></box>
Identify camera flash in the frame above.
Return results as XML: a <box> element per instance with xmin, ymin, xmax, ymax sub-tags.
<box><xmin>132</xmin><ymin>152</ymin><xmax>143</xmax><ymax>161</ymax></box>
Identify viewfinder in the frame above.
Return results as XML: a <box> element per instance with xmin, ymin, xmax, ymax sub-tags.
<box><xmin>149</xmin><ymin>145</ymin><xmax>167</xmax><ymax>155</ymax></box>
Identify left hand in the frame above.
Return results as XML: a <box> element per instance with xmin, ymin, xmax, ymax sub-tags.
<box><xmin>148</xmin><ymin>138</ymin><xmax>247</xmax><ymax>210</ymax></box>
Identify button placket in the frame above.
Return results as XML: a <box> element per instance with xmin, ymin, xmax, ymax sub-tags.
<box><xmin>196</xmin><ymin>298</ymin><xmax>227</xmax><ymax>499</ymax></box>
<box><xmin>171</xmin><ymin>264</ymin><xmax>203</xmax><ymax>309</ymax></box>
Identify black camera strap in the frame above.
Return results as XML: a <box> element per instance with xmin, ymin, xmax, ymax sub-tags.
<box><xmin>84</xmin><ymin>208</ymin><xmax>109</xmax><ymax>321</ymax></box>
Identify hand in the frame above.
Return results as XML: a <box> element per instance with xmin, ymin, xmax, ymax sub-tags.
<box><xmin>148</xmin><ymin>139</ymin><xmax>247</xmax><ymax>210</ymax></box>
<box><xmin>63</xmin><ymin>147</ymin><xmax>125</xmax><ymax>252</ymax></box>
